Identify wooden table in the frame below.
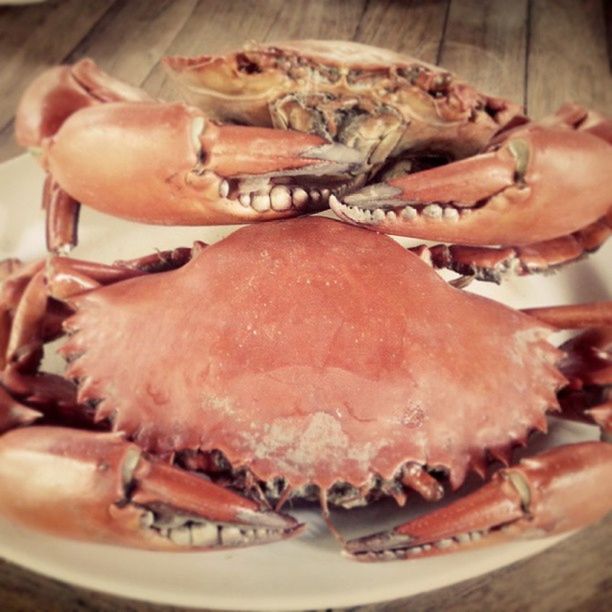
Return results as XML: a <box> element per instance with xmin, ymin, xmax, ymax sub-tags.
<box><xmin>0</xmin><ymin>0</ymin><xmax>610</xmax><ymax>610</ymax></box>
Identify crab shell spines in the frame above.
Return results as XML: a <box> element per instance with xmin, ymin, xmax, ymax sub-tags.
<box><xmin>61</xmin><ymin>218</ymin><xmax>565</xmax><ymax>492</ymax></box>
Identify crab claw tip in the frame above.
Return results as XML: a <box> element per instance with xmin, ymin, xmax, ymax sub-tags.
<box><xmin>344</xmin><ymin>530</ymin><xmax>414</xmax><ymax>561</ymax></box>
<box><xmin>236</xmin><ymin>507</ymin><xmax>299</xmax><ymax>530</ymax></box>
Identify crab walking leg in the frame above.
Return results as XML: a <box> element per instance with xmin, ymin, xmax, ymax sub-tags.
<box><xmin>43</xmin><ymin>176</ymin><xmax>80</xmax><ymax>253</ymax></box>
<box><xmin>556</xmin><ymin>328</ymin><xmax>612</xmax><ymax>435</ymax></box>
<box><xmin>0</xmin><ymin>427</ymin><xmax>302</xmax><ymax>550</ymax></box>
<box><xmin>0</xmin><ymin>366</ymin><xmax>86</xmax><ymax>428</ymax></box>
<box><xmin>345</xmin><ymin>442</ymin><xmax>612</xmax><ymax>561</ymax></box>
<box><xmin>521</xmin><ymin>302</ymin><xmax>612</xmax><ymax>330</ymax></box>
<box><xmin>5</xmin><ymin>269</ymin><xmax>48</xmax><ymax>371</ymax></box>
<box><xmin>47</xmin><ymin>245</ymin><xmax>201</xmax><ymax>300</ymax></box>
<box><xmin>411</xmin><ymin>212</ymin><xmax>612</xmax><ymax>283</ymax></box>
<box><xmin>329</xmin><ymin>107</ymin><xmax>611</xmax><ymax>250</ymax></box>
<box><xmin>1</xmin><ymin>260</ymin><xmax>46</xmax><ymax>371</ymax></box>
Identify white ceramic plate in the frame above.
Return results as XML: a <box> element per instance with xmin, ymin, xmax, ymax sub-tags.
<box><xmin>0</xmin><ymin>154</ymin><xmax>609</xmax><ymax>610</ymax></box>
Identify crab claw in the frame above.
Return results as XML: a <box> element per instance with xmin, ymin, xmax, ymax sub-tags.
<box><xmin>0</xmin><ymin>426</ymin><xmax>302</xmax><ymax>550</ymax></box>
<box><xmin>42</xmin><ymin>101</ymin><xmax>363</xmax><ymax>225</ymax></box>
<box><xmin>330</xmin><ymin>110</ymin><xmax>612</xmax><ymax>246</ymax></box>
<box><xmin>345</xmin><ymin>442</ymin><xmax>612</xmax><ymax>561</ymax></box>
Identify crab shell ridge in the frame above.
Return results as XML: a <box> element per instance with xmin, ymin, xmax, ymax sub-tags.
<box><xmin>61</xmin><ymin>217</ymin><xmax>565</xmax><ymax>491</ymax></box>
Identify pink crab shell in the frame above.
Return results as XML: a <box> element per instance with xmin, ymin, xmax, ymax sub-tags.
<box><xmin>61</xmin><ymin>217</ymin><xmax>564</xmax><ymax>491</ymax></box>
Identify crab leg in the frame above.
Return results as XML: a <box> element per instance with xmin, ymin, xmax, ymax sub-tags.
<box><xmin>0</xmin><ymin>426</ymin><xmax>302</xmax><ymax>550</ymax></box>
<box><xmin>47</xmin><ymin>246</ymin><xmax>200</xmax><ymax>300</ymax></box>
<box><xmin>42</xmin><ymin>102</ymin><xmax>361</xmax><ymax>229</ymax></box>
<box><xmin>43</xmin><ymin>176</ymin><xmax>80</xmax><ymax>254</ymax></box>
<box><xmin>556</xmin><ymin>327</ymin><xmax>612</xmax><ymax>435</ymax></box>
<box><xmin>330</xmin><ymin>106</ymin><xmax>611</xmax><ymax>255</ymax></box>
<box><xmin>0</xmin><ymin>385</ymin><xmax>41</xmax><ymax>434</ymax></box>
<box><xmin>17</xmin><ymin>58</ymin><xmax>364</xmax><ymax>251</ymax></box>
<box><xmin>5</xmin><ymin>269</ymin><xmax>48</xmax><ymax>371</ymax></box>
<box><xmin>411</xmin><ymin>211</ymin><xmax>612</xmax><ymax>283</ymax></box>
<box><xmin>345</xmin><ymin>441</ymin><xmax>612</xmax><ymax>561</ymax></box>
<box><xmin>521</xmin><ymin>301</ymin><xmax>612</xmax><ymax>330</ymax></box>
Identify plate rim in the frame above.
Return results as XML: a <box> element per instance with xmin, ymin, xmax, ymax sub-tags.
<box><xmin>0</xmin><ymin>153</ymin><xmax>607</xmax><ymax>610</ymax></box>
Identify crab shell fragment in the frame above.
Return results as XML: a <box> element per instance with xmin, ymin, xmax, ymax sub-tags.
<box><xmin>60</xmin><ymin>217</ymin><xmax>565</xmax><ymax>501</ymax></box>
<box><xmin>165</xmin><ymin>39</ymin><xmax>521</xmax><ymax>166</ymax></box>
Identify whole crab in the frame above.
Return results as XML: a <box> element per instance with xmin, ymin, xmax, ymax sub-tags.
<box><xmin>1</xmin><ymin>217</ymin><xmax>610</xmax><ymax>556</ymax></box>
<box><xmin>16</xmin><ymin>41</ymin><xmax>611</xmax><ymax>281</ymax></box>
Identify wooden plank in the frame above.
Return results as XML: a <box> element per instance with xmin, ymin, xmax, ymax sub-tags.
<box><xmin>528</xmin><ymin>0</ymin><xmax>611</xmax><ymax>117</ymax></box>
<box><xmin>0</xmin><ymin>0</ymin><xmax>199</xmax><ymax>163</ymax></box>
<box><xmin>440</xmin><ymin>0</ymin><xmax>528</xmax><ymax>107</ymax></box>
<box><xmin>63</xmin><ymin>0</ymin><xmax>199</xmax><ymax>86</ymax></box>
<box><xmin>0</xmin><ymin>0</ymin><xmax>115</xmax><ymax>134</ymax></box>
<box><xmin>353</xmin><ymin>0</ymin><xmax>449</xmax><ymax>64</ymax></box>
<box><xmin>260</xmin><ymin>0</ymin><xmax>368</xmax><ymax>42</ymax></box>
<box><xmin>145</xmin><ymin>0</ymin><xmax>369</xmax><ymax>101</ymax></box>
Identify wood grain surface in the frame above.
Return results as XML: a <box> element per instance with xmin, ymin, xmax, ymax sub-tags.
<box><xmin>0</xmin><ymin>0</ymin><xmax>611</xmax><ymax>610</ymax></box>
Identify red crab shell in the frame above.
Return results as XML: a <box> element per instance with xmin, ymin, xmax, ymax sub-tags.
<box><xmin>61</xmin><ymin>217</ymin><xmax>565</xmax><ymax>492</ymax></box>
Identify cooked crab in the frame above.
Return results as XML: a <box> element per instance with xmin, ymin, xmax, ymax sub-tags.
<box><xmin>16</xmin><ymin>40</ymin><xmax>523</xmax><ymax>253</ymax></box>
<box><xmin>167</xmin><ymin>40</ymin><xmax>611</xmax><ymax>280</ymax></box>
<box><xmin>1</xmin><ymin>218</ymin><xmax>610</xmax><ymax>555</ymax></box>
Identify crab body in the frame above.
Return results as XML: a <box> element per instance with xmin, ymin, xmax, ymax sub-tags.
<box><xmin>166</xmin><ymin>40</ymin><xmax>520</xmax><ymax>172</ymax></box>
<box><xmin>60</xmin><ymin>217</ymin><xmax>562</xmax><ymax>495</ymax></box>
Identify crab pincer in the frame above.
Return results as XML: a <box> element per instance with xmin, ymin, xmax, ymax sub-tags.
<box><xmin>330</xmin><ymin>105</ymin><xmax>612</xmax><ymax>280</ymax></box>
<box><xmin>0</xmin><ymin>426</ymin><xmax>302</xmax><ymax>550</ymax></box>
<box><xmin>16</xmin><ymin>58</ymin><xmax>364</xmax><ymax>251</ymax></box>
<box><xmin>43</xmin><ymin>101</ymin><xmax>361</xmax><ymax>226</ymax></box>
<box><xmin>345</xmin><ymin>442</ymin><xmax>612</xmax><ymax>561</ymax></box>
<box><xmin>346</xmin><ymin>310</ymin><xmax>612</xmax><ymax>562</ymax></box>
